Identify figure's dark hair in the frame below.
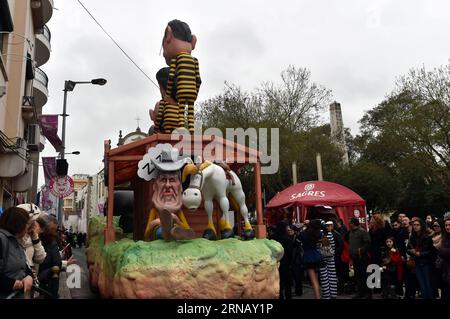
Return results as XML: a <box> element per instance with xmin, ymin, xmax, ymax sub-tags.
<box><xmin>0</xmin><ymin>207</ymin><xmax>29</xmax><ymax>235</ymax></box>
<box><xmin>167</xmin><ymin>19</ymin><xmax>192</xmax><ymax>42</ymax></box>
<box><xmin>156</xmin><ymin>67</ymin><xmax>170</xmax><ymax>89</ymax></box>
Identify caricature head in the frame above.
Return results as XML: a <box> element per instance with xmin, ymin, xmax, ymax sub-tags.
<box><xmin>152</xmin><ymin>170</ymin><xmax>183</xmax><ymax>213</ymax></box>
<box><xmin>156</xmin><ymin>67</ymin><xmax>170</xmax><ymax>97</ymax></box>
<box><xmin>162</xmin><ymin>19</ymin><xmax>197</xmax><ymax>65</ymax></box>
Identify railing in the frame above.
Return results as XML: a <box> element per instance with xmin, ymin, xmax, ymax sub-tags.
<box><xmin>41</xmin><ymin>25</ymin><xmax>51</xmax><ymax>43</ymax></box>
<box><xmin>34</xmin><ymin>67</ymin><xmax>48</xmax><ymax>88</ymax></box>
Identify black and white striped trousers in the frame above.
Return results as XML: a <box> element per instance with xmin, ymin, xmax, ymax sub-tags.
<box><xmin>320</xmin><ymin>256</ymin><xmax>338</xmax><ymax>299</ymax></box>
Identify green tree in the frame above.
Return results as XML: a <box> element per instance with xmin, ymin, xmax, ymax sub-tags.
<box><xmin>197</xmin><ymin>66</ymin><xmax>335</xmax><ymax>200</ymax></box>
<box><xmin>342</xmin><ymin>62</ymin><xmax>450</xmax><ymax>216</ymax></box>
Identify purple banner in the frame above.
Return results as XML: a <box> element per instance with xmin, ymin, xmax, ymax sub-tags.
<box><xmin>41</xmin><ymin>188</ymin><xmax>53</xmax><ymax>210</ymax></box>
<box><xmin>42</xmin><ymin>156</ymin><xmax>57</xmax><ymax>185</ymax></box>
<box><xmin>39</xmin><ymin>115</ymin><xmax>63</xmax><ymax>152</ymax></box>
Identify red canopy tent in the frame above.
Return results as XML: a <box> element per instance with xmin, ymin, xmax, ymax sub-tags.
<box><xmin>266</xmin><ymin>181</ymin><xmax>367</xmax><ymax>229</ymax></box>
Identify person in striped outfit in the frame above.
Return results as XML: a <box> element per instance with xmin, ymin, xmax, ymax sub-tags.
<box><xmin>161</xmin><ymin>19</ymin><xmax>201</xmax><ymax>133</ymax></box>
<box><xmin>150</xmin><ymin>67</ymin><xmax>170</xmax><ymax>133</ymax></box>
<box><xmin>319</xmin><ymin>220</ymin><xmax>338</xmax><ymax>299</ymax></box>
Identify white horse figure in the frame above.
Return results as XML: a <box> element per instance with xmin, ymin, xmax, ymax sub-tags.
<box><xmin>181</xmin><ymin>161</ymin><xmax>255</xmax><ymax>240</ymax></box>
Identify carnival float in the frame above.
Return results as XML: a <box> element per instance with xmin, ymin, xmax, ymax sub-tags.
<box><xmin>85</xmin><ymin>19</ymin><xmax>283</xmax><ymax>299</ymax></box>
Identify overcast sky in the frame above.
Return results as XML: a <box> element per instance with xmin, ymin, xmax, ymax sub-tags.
<box><xmin>38</xmin><ymin>0</ymin><xmax>450</xmax><ymax>186</ymax></box>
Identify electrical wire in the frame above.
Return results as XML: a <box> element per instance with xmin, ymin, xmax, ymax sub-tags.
<box><xmin>0</xmin><ymin>131</ymin><xmax>38</xmax><ymax>165</ymax></box>
<box><xmin>76</xmin><ymin>0</ymin><xmax>160</xmax><ymax>90</ymax></box>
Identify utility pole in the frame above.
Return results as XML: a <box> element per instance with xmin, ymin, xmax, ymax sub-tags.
<box><xmin>57</xmin><ymin>78</ymin><xmax>107</xmax><ymax>226</ymax></box>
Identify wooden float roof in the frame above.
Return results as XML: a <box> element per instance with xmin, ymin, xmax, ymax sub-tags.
<box><xmin>105</xmin><ymin>133</ymin><xmax>261</xmax><ymax>185</ymax></box>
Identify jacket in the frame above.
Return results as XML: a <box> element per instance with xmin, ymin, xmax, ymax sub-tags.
<box><xmin>407</xmin><ymin>234</ymin><xmax>434</xmax><ymax>266</ymax></box>
<box><xmin>38</xmin><ymin>240</ymin><xmax>62</xmax><ymax>284</ymax></box>
<box><xmin>299</xmin><ymin>231</ymin><xmax>322</xmax><ymax>265</ymax></box>
<box><xmin>0</xmin><ymin>229</ymin><xmax>32</xmax><ymax>296</ymax></box>
<box><xmin>332</xmin><ymin>230</ymin><xmax>343</xmax><ymax>259</ymax></box>
<box><xmin>349</xmin><ymin>227</ymin><xmax>371</xmax><ymax>259</ymax></box>
<box><xmin>19</xmin><ymin>234</ymin><xmax>46</xmax><ymax>268</ymax></box>
<box><xmin>438</xmin><ymin>237</ymin><xmax>450</xmax><ymax>284</ymax></box>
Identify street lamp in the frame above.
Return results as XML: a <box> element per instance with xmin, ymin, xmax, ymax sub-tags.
<box><xmin>64</xmin><ymin>151</ymin><xmax>81</xmax><ymax>155</ymax></box>
<box><xmin>58</xmin><ymin>78</ymin><xmax>107</xmax><ymax>225</ymax></box>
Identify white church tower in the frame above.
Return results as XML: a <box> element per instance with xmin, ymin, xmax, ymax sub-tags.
<box><xmin>329</xmin><ymin>101</ymin><xmax>349</xmax><ymax>165</ymax></box>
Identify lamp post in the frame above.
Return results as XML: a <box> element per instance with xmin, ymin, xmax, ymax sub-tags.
<box><xmin>57</xmin><ymin>79</ymin><xmax>107</xmax><ymax>225</ymax></box>
<box><xmin>64</xmin><ymin>151</ymin><xmax>81</xmax><ymax>155</ymax></box>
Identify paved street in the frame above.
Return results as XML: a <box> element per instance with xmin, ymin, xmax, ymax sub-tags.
<box><xmin>58</xmin><ymin>247</ymin><xmax>99</xmax><ymax>299</ymax></box>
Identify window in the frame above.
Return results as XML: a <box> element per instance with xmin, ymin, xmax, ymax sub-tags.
<box><xmin>0</xmin><ymin>0</ymin><xmax>13</xmax><ymax>56</ymax></box>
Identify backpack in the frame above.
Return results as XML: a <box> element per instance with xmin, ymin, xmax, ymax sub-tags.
<box><xmin>319</xmin><ymin>236</ymin><xmax>334</xmax><ymax>258</ymax></box>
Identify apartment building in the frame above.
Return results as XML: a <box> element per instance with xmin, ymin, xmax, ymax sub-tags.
<box><xmin>0</xmin><ymin>0</ymin><xmax>54</xmax><ymax>210</ymax></box>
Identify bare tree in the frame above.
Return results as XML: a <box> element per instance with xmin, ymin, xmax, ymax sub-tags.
<box><xmin>261</xmin><ymin>65</ymin><xmax>332</xmax><ymax>132</ymax></box>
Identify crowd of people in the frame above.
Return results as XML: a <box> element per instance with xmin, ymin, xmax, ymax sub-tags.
<box><xmin>269</xmin><ymin>211</ymin><xmax>450</xmax><ymax>300</ymax></box>
<box><xmin>0</xmin><ymin>205</ymin><xmax>77</xmax><ymax>299</ymax></box>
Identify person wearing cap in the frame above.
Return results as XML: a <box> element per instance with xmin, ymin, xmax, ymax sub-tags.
<box><xmin>16</xmin><ymin>204</ymin><xmax>47</xmax><ymax>275</ymax></box>
<box><xmin>161</xmin><ymin>19</ymin><xmax>201</xmax><ymax>133</ymax></box>
<box><xmin>143</xmin><ymin>147</ymin><xmax>195</xmax><ymax>241</ymax></box>
<box><xmin>348</xmin><ymin>217</ymin><xmax>371</xmax><ymax>299</ymax></box>
<box><xmin>318</xmin><ymin>220</ymin><xmax>339</xmax><ymax>299</ymax></box>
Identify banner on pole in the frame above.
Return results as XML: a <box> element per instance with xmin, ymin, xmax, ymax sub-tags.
<box><xmin>39</xmin><ymin>115</ymin><xmax>63</xmax><ymax>152</ymax></box>
<box><xmin>49</xmin><ymin>176</ymin><xmax>74</xmax><ymax>198</ymax></box>
<box><xmin>42</xmin><ymin>156</ymin><xmax>57</xmax><ymax>185</ymax></box>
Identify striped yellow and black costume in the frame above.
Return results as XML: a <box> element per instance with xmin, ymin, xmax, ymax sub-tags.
<box><xmin>153</xmin><ymin>99</ymin><xmax>164</xmax><ymax>133</ymax></box>
<box><xmin>164</xmin><ymin>52</ymin><xmax>201</xmax><ymax>133</ymax></box>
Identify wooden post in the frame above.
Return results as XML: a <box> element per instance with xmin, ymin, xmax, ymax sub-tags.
<box><xmin>254</xmin><ymin>160</ymin><xmax>266</xmax><ymax>238</ymax></box>
<box><xmin>104</xmin><ymin>160</ymin><xmax>116</xmax><ymax>244</ymax></box>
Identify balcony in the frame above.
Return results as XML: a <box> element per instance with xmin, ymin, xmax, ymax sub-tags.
<box><xmin>35</xmin><ymin>25</ymin><xmax>51</xmax><ymax>67</ymax></box>
<box><xmin>0</xmin><ymin>138</ymin><xmax>27</xmax><ymax>178</ymax></box>
<box><xmin>13</xmin><ymin>162</ymin><xmax>34</xmax><ymax>192</ymax></box>
<box><xmin>33</xmin><ymin>67</ymin><xmax>48</xmax><ymax>108</ymax></box>
<box><xmin>31</xmin><ymin>0</ymin><xmax>54</xmax><ymax>30</ymax></box>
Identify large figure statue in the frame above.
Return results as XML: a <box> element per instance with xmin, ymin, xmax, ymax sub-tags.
<box><xmin>143</xmin><ymin>148</ymin><xmax>195</xmax><ymax>241</ymax></box>
<box><xmin>181</xmin><ymin>160</ymin><xmax>255</xmax><ymax>240</ymax></box>
<box><xmin>149</xmin><ymin>67</ymin><xmax>170</xmax><ymax>134</ymax></box>
<box><xmin>161</xmin><ymin>19</ymin><xmax>201</xmax><ymax>133</ymax></box>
